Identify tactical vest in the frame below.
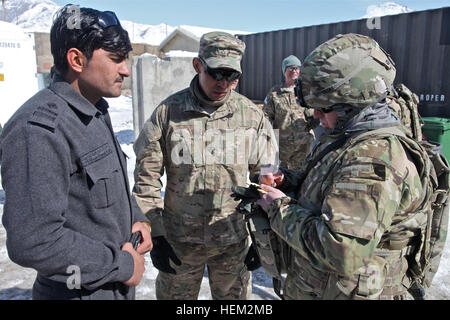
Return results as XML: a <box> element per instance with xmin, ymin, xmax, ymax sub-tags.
<box><xmin>387</xmin><ymin>84</ymin><xmax>423</xmax><ymax>141</ymax></box>
<box><xmin>251</xmin><ymin>83</ymin><xmax>449</xmax><ymax>299</ymax></box>
<box><xmin>329</xmin><ymin>126</ymin><xmax>448</xmax><ymax>299</ymax></box>
<box><xmin>250</xmin><ymin>124</ymin><xmax>448</xmax><ymax>299</ymax></box>
<box><xmin>313</xmin><ymin>84</ymin><xmax>450</xmax><ymax>299</ymax></box>
<box><xmin>386</xmin><ymin>84</ymin><xmax>450</xmax><ymax>298</ymax></box>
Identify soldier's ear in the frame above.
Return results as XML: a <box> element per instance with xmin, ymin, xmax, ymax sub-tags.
<box><xmin>192</xmin><ymin>58</ymin><xmax>203</xmax><ymax>74</ymax></box>
<box><xmin>67</xmin><ymin>48</ymin><xmax>87</xmax><ymax>74</ymax></box>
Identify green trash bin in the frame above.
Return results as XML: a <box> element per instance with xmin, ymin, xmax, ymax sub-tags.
<box><xmin>421</xmin><ymin>117</ymin><xmax>450</xmax><ymax>161</ymax></box>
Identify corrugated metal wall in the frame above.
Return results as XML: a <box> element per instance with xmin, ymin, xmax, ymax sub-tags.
<box><xmin>237</xmin><ymin>7</ymin><xmax>450</xmax><ymax>118</ymax></box>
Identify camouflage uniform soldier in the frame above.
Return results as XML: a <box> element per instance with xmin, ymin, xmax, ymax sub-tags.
<box><xmin>133</xmin><ymin>32</ymin><xmax>277</xmax><ymax>300</ymax></box>
<box><xmin>257</xmin><ymin>34</ymin><xmax>432</xmax><ymax>300</ymax></box>
<box><xmin>263</xmin><ymin>55</ymin><xmax>314</xmax><ymax>169</ymax></box>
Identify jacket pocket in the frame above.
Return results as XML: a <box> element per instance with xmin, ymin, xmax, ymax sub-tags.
<box><xmin>335</xmin><ymin>255</ymin><xmax>387</xmax><ymax>300</ymax></box>
<box><xmin>80</xmin><ymin>143</ymin><xmax>121</xmax><ymax>209</ymax></box>
<box><xmin>289</xmin><ymin>253</ymin><xmax>329</xmax><ymax>299</ymax></box>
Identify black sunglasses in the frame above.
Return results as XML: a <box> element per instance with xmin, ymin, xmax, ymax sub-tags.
<box><xmin>318</xmin><ymin>107</ymin><xmax>334</xmax><ymax>113</ymax></box>
<box><xmin>199</xmin><ymin>57</ymin><xmax>241</xmax><ymax>82</ymax></box>
<box><xmin>97</xmin><ymin>11</ymin><xmax>121</xmax><ymax>28</ymax></box>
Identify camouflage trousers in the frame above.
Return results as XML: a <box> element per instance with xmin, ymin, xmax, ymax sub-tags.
<box><xmin>155</xmin><ymin>237</ymin><xmax>252</xmax><ymax>300</ymax></box>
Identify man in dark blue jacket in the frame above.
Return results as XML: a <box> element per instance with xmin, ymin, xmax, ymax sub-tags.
<box><xmin>0</xmin><ymin>5</ymin><xmax>152</xmax><ymax>300</ymax></box>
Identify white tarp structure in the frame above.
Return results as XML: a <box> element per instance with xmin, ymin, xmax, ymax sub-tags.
<box><xmin>0</xmin><ymin>21</ymin><xmax>38</xmax><ymax>126</ymax></box>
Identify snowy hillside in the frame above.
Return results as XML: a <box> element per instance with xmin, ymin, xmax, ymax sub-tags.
<box><xmin>362</xmin><ymin>1</ymin><xmax>414</xmax><ymax>18</ymax></box>
<box><xmin>0</xmin><ymin>0</ymin><xmax>250</xmax><ymax>45</ymax></box>
<box><xmin>0</xmin><ymin>0</ymin><xmax>176</xmax><ymax>45</ymax></box>
<box><xmin>121</xmin><ymin>20</ymin><xmax>176</xmax><ymax>46</ymax></box>
<box><xmin>0</xmin><ymin>0</ymin><xmax>60</xmax><ymax>33</ymax></box>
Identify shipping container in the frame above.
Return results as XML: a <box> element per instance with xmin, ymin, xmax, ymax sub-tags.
<box><xmin>237</xmin><ymin>7</ymin><xmax>450</xmax><ymax>118</ymax></box>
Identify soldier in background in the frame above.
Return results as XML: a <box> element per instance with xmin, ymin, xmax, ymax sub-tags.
<box><xmin>257</xmin><ymin>34</ymin><xmax>430</xmax><ymax>299</ymax></box>
<box><xmin>263</xmin><ymin>55</ymin><xmax>314</xmax><ymax>169</ymax></box>
<box><xmin>133</xmin><ymin>31</ymin><xmax>277</xmax><ymax>300</ymax></box>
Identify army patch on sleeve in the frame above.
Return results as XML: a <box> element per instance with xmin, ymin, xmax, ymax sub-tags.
<box><xmin>372</xmin><ymin>163</ymin><xmax>386</xmax><ymax>180</ymax></box>
<box><xmin>339</xmin><ymin>162</ymin><xmax>386</xmax><ymax>181</ymax></box>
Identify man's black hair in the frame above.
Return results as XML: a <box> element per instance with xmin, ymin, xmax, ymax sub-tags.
<box><xmin>50</xmin><ymin>4</ymin><xmax>132</xmax><ymax>75</ymax></box>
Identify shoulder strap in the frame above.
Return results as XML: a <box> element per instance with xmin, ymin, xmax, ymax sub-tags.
<box><xmin>295</xmin><ymin>135</ymin><xmax>349</xmax><ymax>189</ymax></box>
<box><xmin>28</xmin><ymin>101</ymin><xmax>62</xmax><ymax>132</ymax></box>
<box><xmin>394</xmin><ymin>84</ymin><xmax>423</xmax><ymax>140</ymax></box>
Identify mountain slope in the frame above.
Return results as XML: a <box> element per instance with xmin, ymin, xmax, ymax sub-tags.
<box><xmin>1</xmin><ymin>0</ymin><xmax>60</xmax><ymax>33</ymax></box>
<box><xmin>0</xmin><ymin>0</ymin><xmax>176</xmax><ymax>45</ymax></box>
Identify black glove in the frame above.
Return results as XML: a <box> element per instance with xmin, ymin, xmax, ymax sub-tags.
<box><xmin>244</xmin><ymin>244</ymin><xmax>261</xmax><ymax>271</ymax></box>
<box><xmin>231</xmin><ymin>185</ymin><xmax>261</xmax><ymax>215</ymax></box>
<box><xmin>150</xmin><ymin>236</ymin><xmax>182</xmax><ymax>274</ymax></box>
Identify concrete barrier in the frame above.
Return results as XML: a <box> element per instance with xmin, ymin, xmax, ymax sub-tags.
<box><xmin>131</xmin><ymin>54</ymin><xmax>197</xmax><ymax>139</ymax></box>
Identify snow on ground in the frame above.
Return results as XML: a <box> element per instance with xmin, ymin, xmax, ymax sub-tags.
<box><xmin>0</xmin><ymin>95</ymin><xmax>448</xmax><ymax>300</ymax></box>
<box><xmin>164</xmin><ymin>50</ymin><xmax>199</xmax><ymax>58</ymax></box>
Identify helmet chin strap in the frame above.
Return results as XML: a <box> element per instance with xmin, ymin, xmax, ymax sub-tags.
<box><xmin>325</xmin><ymin>89</ymin><xmax>391</xmax><ymax>134</ymax></box>
<box><xmin>328</xmin><ymin>104</ymin><xmax>361</xmax><ymax>134</ymax></box>
<box><xmin>332</xmin><ymin>98</ymin><xmax>399</xmax><ymax>135</ymax></box>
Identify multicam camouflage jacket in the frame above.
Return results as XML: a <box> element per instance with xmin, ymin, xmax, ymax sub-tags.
<box><xmin>133</xmin><ymin>87</ymin><xmax>277</xmax><ymax>247</ymax></box>
<box><xmin>266</xmin><ymin>127</ymin><xmax>427</xmax><ymax>300</ymax></box>
<box><xmin>263</xmin><ymin>84</ymin><xmax>314</xmax><ymax>169</ymax></box>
